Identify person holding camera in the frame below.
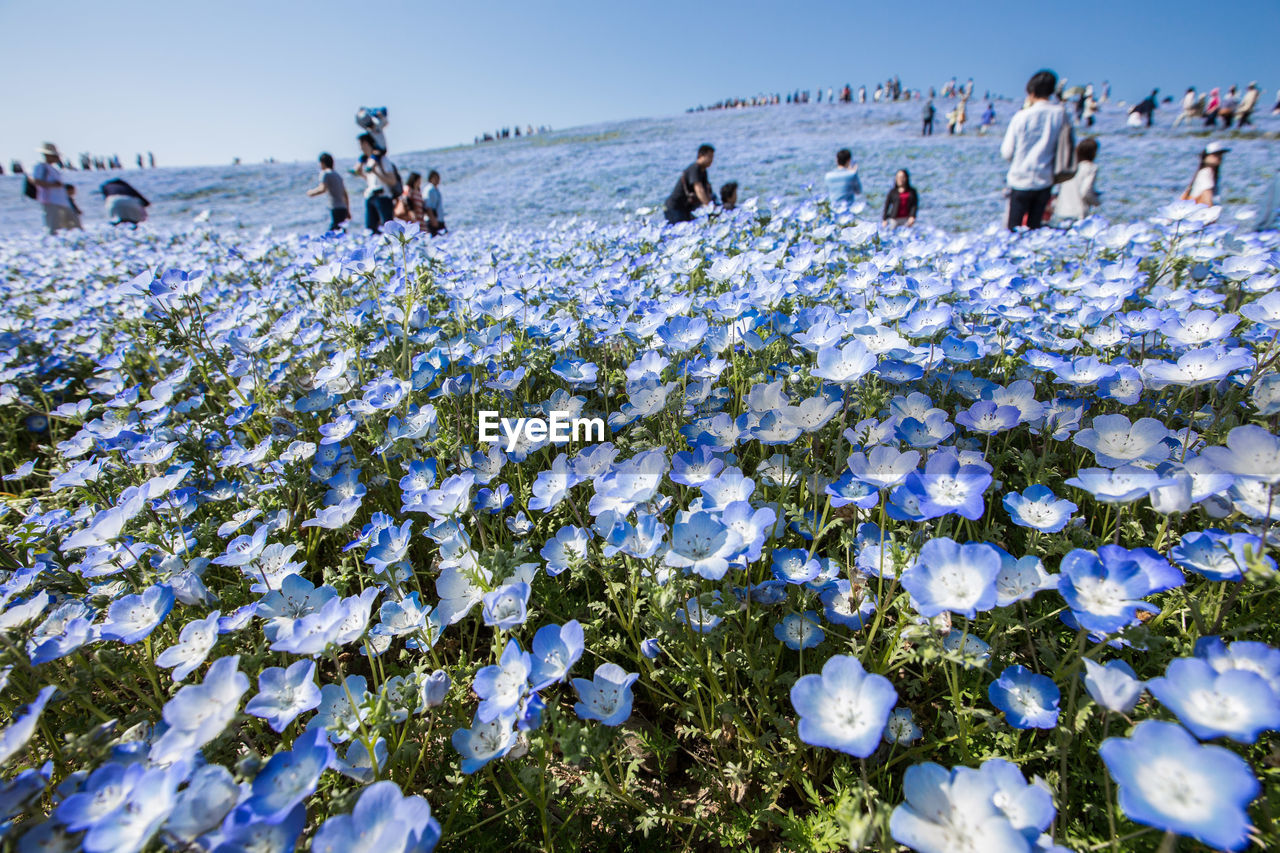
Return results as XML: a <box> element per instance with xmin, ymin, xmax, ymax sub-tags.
<box><xmin>355</xmin><ymin>132</ymin><xmax>401</xmax><ymax>233</ymax></box>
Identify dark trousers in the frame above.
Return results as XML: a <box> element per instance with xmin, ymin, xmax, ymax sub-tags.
<box><xmin>664</xmin><ymin>206</ymin><xmax>693</xmax><ymax>224</ymax></box>
<box><xmin>365</xmin><ymin>194</ymin><xmax>394</xmax><ymax>232</ymax></box>
<box><xmin>922</xmin><ymin>117</ymin><xmax>933</xmax><ymax>135</ymax></box>
<box><xmin>1008</xmin><ymin>187</ymin><xmax>1052</xmax><ymax>231</ymax></box>
<box><xmin>1238</xmin><ymin>111</ymin><xmax>1253</xmax><ymax>127</ymax></box>
<box><xmin>329</xmin><ymin>207</ymin><xmax>350</xmax><ymax>231</ymax></box>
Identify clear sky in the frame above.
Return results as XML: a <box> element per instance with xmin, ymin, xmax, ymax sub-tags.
<box><xmin>3</xmin><ymin>0</ymin><xmax>1277</xmax><ymax>168</ymax></box>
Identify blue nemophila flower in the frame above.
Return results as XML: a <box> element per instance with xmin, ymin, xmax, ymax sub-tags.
<box><xmin>774</xmin><ymin>611</ymin><xmax>824</xmax><ymax>650</ymax></box>
<box><xmin>1141</xmin><ymin>347</ymin><xmax>1254</xmax><ymax>390</ymax></box>
<box><xmin>883</xmin><ymin>707</ymin><xmax>921</xmax><ymax>745</ymax></box>
<box><xmin>236</xmin><ymin>726</ymin><xmax>334</xmax><ymax>823</ymax></box>
<box><xmin>825</xmin><ymin>471</ymin><xmax>881</xmax><ymax>509</ymax></box>
<box><xmin>789</xmin><ymin>655</ymin><xmax>896</xmax><ymax>757</ymax></box>
<box><xmin>1194</xmin><ymin>636</ymin><xmax>1280</xmax><ymax>698</ymax></box>
<box><xmin>473</xmin><ymin>639</ymin><xmax>531</xmax><ymax>723</ymax></box>
<box><xmin>1002</xmin><ymin>485</ymin><xmax>1076</xmax><ymax>533</ymax></box>
<box><xmin>529</xmin><ymin>621</ymin><xmax>585</xmax><ymax>690</ymax></box>
<box><xmin>1171</xmin><ymin>530</ymin><xmax>1271</xmax><ymax>582</ymax></box>
<box><xmin>819</xmin><ymin>579</ymin><xmax>876</xmax><ymax>629</ymax></box>
<box><xmin>98</xmin><ymin>584</ymin><xmax>175</xmax><ymax>644</ymax></box>
<box><xmin>771</xmin><ymin>547</ymin><xmax>820</xmax><ymax>585</ymax></box>
<box><xmin>889</xmin><ymin>448</ymin><xmax>991</xmax><ymax>521</ymax></box>
<box><xmin>846</xmin><ymin>446</ymin><xmax>919</xmax><ymax>490</ymax></box>
<box><xmin>664</xmin><ymin>510</ymin><xmax>744</xmax><ymax>581</ymax></box>
<box><xmin>1064</xmin><ymin>465</ymin><xmax>1174</xmax><ymax>504</ymax></box>
<box><xmin>1202</xmin><ymin>423</ymin><xmax>1280</xmax><ymax>484</ymax></box>
<box><xmin>150</xmin><ymin>654</ymin><xmax>249</xmax><ymax>764</ymax></box>
<box><xmin>901</xmin><ymin>538</ymin><xmax>1001</xmax><ymax>619</ymax></box>
<box><xmin>164</xmin><ymin>763</ymin><xmax>239</xmax><ymax>844</ymax></box>
<box><xmin>954</xmin><ymin>400</ymin><xmax>1020</xmax><ymax>435</ymax></box>
<box><xmin>453</xmin><ymin>710</ymin><xmax>519</xmax><ymax>774</ymax></box>
<box><xmin>811</xmin><ymin>340</ymin><xmax>877</xmax><ymax>385</ymax></box>
<box><xmin>481</xmin><ymin>581</ymin><xmax>532</xmax><ymax>630</ymax></box>
<box><xmin>573</xmin><ymin>662</ymin><xmax>639</xmax><ymax>726</ymax></box>
<box><xmin>1072</xmin><ymin>414</ymin><xmax>1171</xmax><ymax>468</ymax></box>
<box><xmin>155</xmin><ymin>609</ymin><xmax>220</xmax><ymax>681</ymax></box>
<box><xmin>365</xmin><ymin>519</ymin><xmax>413</xmax><ymax>570</ymax></box>
<box><xmin>993</xmin><ymin>549</ymin><xmax>1056</xmax><ymax>607</ymax></box>
<box><xmin>374</xmin><ymin>591</ymin><xmax>435</xmax><ymax>640</ymax></box>
<box><xmin>300</xmin><ymin>494</ymin><xmax>363</xmax><ymax>530</ymax></box>
<box><xmin>1148</xmin><ymin>656</ymin><xmax>1280</xmax><ymax>743</ymax></box>
<box><xmin>989</xmin><ymin>665</ymin><xmax>1060</xmax><ymax>729</ymax></box>
<box><xmin>528</xmin><ymin>454</ymin><xmax>581</xmax><ymax>512</ymax></box>
<box><xmin>245</xmin><ymin>659</ymin><xmax>323</xmax><ymax>733</ymax></box>
<box><xmin>1082</xmin><ymin>658</ymin><xmax>1144</xmax><ymax>713</ymax></box>
<box><xmin>670</xmin><ymin>446</ymin><xmax>725</xmax><ymax>488</ymax></box>
<box><xmin>0</xmin><ymin>685</ymin><xmax>56</xmax><ymax>766</ymax></box>
<box><xmin>335</xmin><ymin>737</ymin><xmax>389</xmax><ymax>783</ymax></box>
<box><xmin>60</xmin><ymin>762</ymin><xmax>183</xmax><ymax>853</ymax></box>
<box><xmin>541</xmin><ymin>524</ymin><xmax>588</xmax><ymax>576</ymax></box>
<box><xmin>889</xmin><ymin>758</ymin><xmax>1057</xmax><ymax>852</ymax></box>
<box><xmin>308</xmin><ymin>675</ymin><xmax>371</xmax><ymax>743</ymax></box>
<box><xmin>311</xmin><ymin>779</ymin><xmax>441</xmax><ymax>853</ymax></box>
<box><xmin>1056</xmin><ymin>548</ymin><xmax>1158</xmax><ymax>634</ymax></box>
<box><xmin>1100</xmin><ymin>720</ymin><xmax>1259</xmax><ymax>851</ymax></box>
<box><xmin>896</xmin><ymin>411</ymin><xmax>956</xmax><ymax>450</ymax></box>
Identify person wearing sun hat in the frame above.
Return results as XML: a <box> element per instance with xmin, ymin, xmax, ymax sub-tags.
<box><xmin>30</xmin><ymin>142</ymin><xmax>77</xmax><ymax>233</ymax></box>
<box><xmin>1182</xmin><ymin>140</ymin><xmax>1229</xmax><ymax>206</ymax></box>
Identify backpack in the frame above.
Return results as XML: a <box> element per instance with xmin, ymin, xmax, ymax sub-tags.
<box><xmin>1052</xmin><ymin>112</ymin><xmax>1078</xmax><ymax>184</ymax></box>
<box><xmin>22</xmin><ymin>176</ymin><xmax>36</xmax><ymax>200</ymax></box>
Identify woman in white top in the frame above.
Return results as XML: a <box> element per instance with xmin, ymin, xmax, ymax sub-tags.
<box><xmin>1183</xmin><ymin>141</ymin><xmax>1229</xmax><ymax>206</ymax></box>
<box><xmin>1054</xmin><ymin>137</ymin><xmax>1101</xmax><ymax>222</ymax></box>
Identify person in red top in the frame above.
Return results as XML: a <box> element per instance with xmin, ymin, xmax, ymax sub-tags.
<box><xmin>882</xmin><ymin>169</ymin><xmax>918</xmax><ymax>227</ymax></box>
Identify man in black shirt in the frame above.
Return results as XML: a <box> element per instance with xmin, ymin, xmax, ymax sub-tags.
<box><xmin>664</xmin><ymin>144</ymin><xmax>715</xmax><ymax>224</ymax></box>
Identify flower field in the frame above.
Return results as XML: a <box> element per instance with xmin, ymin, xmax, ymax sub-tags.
<box><xmin>1</xmin><ymin>200</ymin><xmax>1279</xmax><ymax>852</ymax></box>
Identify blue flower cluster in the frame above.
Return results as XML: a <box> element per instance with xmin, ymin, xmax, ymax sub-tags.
<box><xmin>0</xmin><ymin>196</ymin><xmax>1278</xmax><ymax>850</ymax></box>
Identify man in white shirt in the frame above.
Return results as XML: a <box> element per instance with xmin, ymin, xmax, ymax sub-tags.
<box><xmin>30</xmin><ymin>142</ymin><xmax>77</xmax><ymax>234</ymax></box>
<box><xmin>1001</xmin><ymin>70</ymin><xmax>1066</xmax><ymax>231</ymax></box>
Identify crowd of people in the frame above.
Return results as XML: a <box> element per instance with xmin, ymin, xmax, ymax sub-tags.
<box><xmin>19</xmin><ymin>74</ymin><xmax>1277</xmax><ymax>237</ymax></box>
<box><xmin>2</xmin><ymin>151</ymin><xmax>155</xmax><ymax>177</ymax></box>
<box><xmin>1168</xmin><ymin>83</ymin><xmax>1273</xmax><ymax>129</ymax></box>
<box><xmin>474</xmin><ymin>125</ymin><xmax>551</xmax><ymax>144</ymax></box>
<box><xmin>310</xmin><ymin>108</ymin><xmax>448</xmax><ymax>236</ymax></box>
<box><xmin>665</xmin><ymin>68</ymin><xmax>1269</xmax><ymax>236</ymax></box>
<box><xmin>689</xmin><ymin>75</ymin><xmax>994</xmax><ymax>113</ymax></box>
<box><xmin>21</xmin><ymin>143</ymin><xmax>152</xmax><ymax>233</ymax></box>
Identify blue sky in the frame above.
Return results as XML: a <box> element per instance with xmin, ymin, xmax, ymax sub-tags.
<box><xmin>3</xmin><ymin>0</ymin><xmax>1276</xmax><ymax>167</ymax></box>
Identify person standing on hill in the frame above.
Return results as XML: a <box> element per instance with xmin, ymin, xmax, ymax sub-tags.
<box><xmin>1204</xmin><ymin>88</ymin><xmax>1221</xmax><ymax>127</ymax></box>
<box><xmin>1173</xmin><ymin>87</ymin><xmax>1198</xmax><ymax>127</ymax></box>
<box><xmin>1001</xmin><ymin>69</ymin><xmax>1069</xmax><ymax>231</ymax></box>
<box><xmin>355</xmin><ymin>133</ymin><xmax>400</xmax><ymax>233</ymax></box>
<box><xmin>1218</xmin><ymin>86</ymin><xmax>1240</xmax><ymax>128</ymax></box>
<box><xmin>824</xmin><ymin>148</ymin><xmax>862</xmax><ymax>206</ymax></box>
<box><xmin>664</xmin><ymin>144</ymin><xmax>715</xmax><ymax>224</ymax></box>
<box><xmin>1237</xmin><ymin>82</ymin><xmax>1260</xmax><ymax>126</ymax></box>
<box><xmin>306</xmin><ymin>152</ymin><xmax>350</xmax><ymax>231</ymax></box>
<box><xmin>922</xmin><ymin>99</ymin><xmax>935</xmax><ymax>135</ymax></box>
<box><xmin>424</xmin><ymin>170</ymin><xmax>447</xmax><ymax>236</ymax></box>
<box><xmin>1054</xmin><ymin>137</ymin><xmax>1101</xmax><ymax>222</ymax></box>
<box><xmin>30</xmin><ymin>143</ymin><xmax>77</xmax><ymax>234</ymax></box>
